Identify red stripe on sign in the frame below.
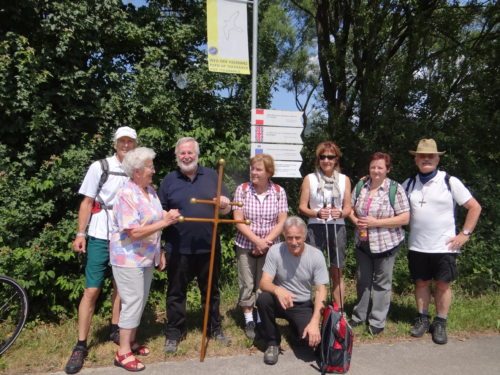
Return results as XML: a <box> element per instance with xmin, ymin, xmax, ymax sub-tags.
<box><xmin>255</xmin><ymin>119</ymin><xmax>264</xmax><ymax>125</ymax></box>
<box><xmin>256</xmin><ymin>109</ymin><xmax>264</xmax><ymax>114</ymax></box>
<box><xmin>256</xmin><ymin>126</ymin><xmax>263</xmax><ymax>142</ymax></box>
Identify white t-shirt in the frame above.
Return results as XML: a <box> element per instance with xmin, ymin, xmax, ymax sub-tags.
<box><xmin>78</xmin><ymin>155</ymin><xmax>129</xmax><ymax>240</ymax></box>
<box><xmin>403</xmin><ymin>170</ymin><xmax>472</xmax><ymax>253</ymax></box>
<box><xmin>307</xmin><ymin>172</ymin><xmax>347</xmax><ymax>225</ymax></box>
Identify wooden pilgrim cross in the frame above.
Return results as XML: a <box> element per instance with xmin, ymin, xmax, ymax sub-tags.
<box><xmin>178</xmin><ymin>159</ymin><xmax>250</xmax><ymax>362</ymax></box>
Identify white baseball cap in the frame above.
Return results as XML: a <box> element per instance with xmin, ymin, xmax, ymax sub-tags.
<box><xmin>114</xmin><ymin>126</ymin><xmax>137</xmax><ymax>141</ymax></box>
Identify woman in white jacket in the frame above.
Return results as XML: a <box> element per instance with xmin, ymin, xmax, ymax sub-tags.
<box><xmin>299</xmin><ymin>141</ymin><xmax>351</xmax><ymax>305</ymax></box>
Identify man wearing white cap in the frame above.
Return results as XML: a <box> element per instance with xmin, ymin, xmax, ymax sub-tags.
<box><xmin>403</xmin><ymin>139</ymin><xmax>481</xmax><ymax>345</ymax></box>
<box><xmin>64</xmin><ymin>126</ymin><xmax>137</xmax><ymax>374</ymax></box>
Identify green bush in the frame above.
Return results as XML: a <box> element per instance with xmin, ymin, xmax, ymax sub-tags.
<box><xmin>0</xmin><ymin>0</ymin><xmax>497</xmax><ymax>323</ymax></box>
<box><xmin>457</xmin><ymin>235</ymin><xmax>500</xmax><ymax>294</ymax></box>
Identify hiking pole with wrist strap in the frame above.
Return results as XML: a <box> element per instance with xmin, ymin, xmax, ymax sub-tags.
<box><xmin>332</xmin><ymin>196</ymin><xmax>345</xmax><ymax>315</ymax></box>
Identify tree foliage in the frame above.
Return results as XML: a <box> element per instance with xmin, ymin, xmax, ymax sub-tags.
<box><xmin>0</xmin><ymin>0</ymin><xmax>498</xmax><ymax>319</ymax></box>
<box><xmin>0</xmin><ymin>0</ymin><xmax>290</xmax><ymax>318</ymax></box>
<box><xmin>287</xmin><ymin>0</ymin><xmax>499</xmax><ymax>292</ymax></box>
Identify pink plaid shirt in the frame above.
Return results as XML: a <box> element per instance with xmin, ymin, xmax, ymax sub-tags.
<box><xmin>352</xmin><ymin>178</ymin><xmax>410</xmax><ymax>253</ymax></box>
<box><xmin>233</xmin><ymin>181</ymin><xmax>288</xmax><ymax>249</ymax></box>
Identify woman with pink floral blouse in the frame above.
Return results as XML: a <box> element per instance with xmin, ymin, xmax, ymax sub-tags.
<box><xmin>110</xmin><ymin>147</ymin><xmax>180</xmax><ymax>372</ymax></box>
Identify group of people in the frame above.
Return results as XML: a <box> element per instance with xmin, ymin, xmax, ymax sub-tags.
<box><xmin>64</xmin><ymin>128</ymin><xmax>481</xmax><ymax>373</ymax></box>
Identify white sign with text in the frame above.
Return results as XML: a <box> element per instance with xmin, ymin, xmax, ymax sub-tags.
<box><xmin>251</xmin><ymin>143</ymin><xmax>303</xmax><ymax>161</ymax></box>
<box><xmin>249</xmin><ymin>108</ymin><xmax>304</xmax><ymax>178</ymax></box>
<box><xmin>274</xmin><ymin>161</ymin><xmax>303</xmax><ymax>178</ymax></box>
<box><xmin>251</xmin><ymin>125</ymin><xmax>303</xmax><ymax>144</ymax></box>
<box><xmin>251</xmin><ymin>108</ymin><xmax>303</xmax><ymax>127</ymax></box>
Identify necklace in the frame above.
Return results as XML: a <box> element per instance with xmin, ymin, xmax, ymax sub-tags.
<box><xmin>418</xmin><ymin>188</ymin><xmax>427</xmax><ymax>207</ymax></box>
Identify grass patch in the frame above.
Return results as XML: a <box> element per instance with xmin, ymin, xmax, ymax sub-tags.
<box><xmin>1</xmin><ymin>282</ymin><xmax>498</xmax><ymax>374</ymax></box>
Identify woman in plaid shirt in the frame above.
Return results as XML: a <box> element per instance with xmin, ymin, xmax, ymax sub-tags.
<box><xmin>233</xmin><ymin>154</ymin><xmax>288</xmax><ymax>340</ymax></box>
<box><xmin>348</xmin><ymin>152</ymin><xmax>410</xmax><ymax>335</ymax></box>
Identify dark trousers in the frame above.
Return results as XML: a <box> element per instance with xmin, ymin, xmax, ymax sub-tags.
<box><xmin>165</xmin><ymin>252</ymin><xmax>221</xmax><ymax>340</ymax></box>
<box><xmin>256</xmin><ymin>291</ymin><xmax>313</xmax><ymax>346</ymax></box>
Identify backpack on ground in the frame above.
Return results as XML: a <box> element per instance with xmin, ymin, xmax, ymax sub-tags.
<box><xmin>315</xmin><ymin>211</ymin><xmax>354</xmax><ymax>374</ymax></box>
<box><xmin>316</xmin><ymin>302</ymin><xmax>354</xmax><ymax>374</ymax></box>
<box><xmin>354</xmin><ymin>176</ymin><xmax>398</xmax><ymax>209</ymax></box>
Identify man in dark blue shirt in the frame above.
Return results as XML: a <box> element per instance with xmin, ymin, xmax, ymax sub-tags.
<box><xmin>159</xmin><ymin>137</ymin><xmax>231</xmax><ymax>353</ymax></box>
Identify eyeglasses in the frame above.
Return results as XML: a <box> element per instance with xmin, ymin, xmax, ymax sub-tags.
<box><xmin>319</xmin><ymin>154</ymin><xmax>337</xmax><ymax>160</ymax></box>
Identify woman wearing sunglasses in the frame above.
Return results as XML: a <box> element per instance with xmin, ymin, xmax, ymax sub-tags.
<box><xmin>299</xmin><ymin>141</ymin><xmax>351</xmax><ymax>305</ymax></box>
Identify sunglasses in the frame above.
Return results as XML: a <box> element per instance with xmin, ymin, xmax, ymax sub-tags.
<box><xmin>319</xmin><ymin>154</ymin><xmax>337</xmax><ymax>160</ymax></box>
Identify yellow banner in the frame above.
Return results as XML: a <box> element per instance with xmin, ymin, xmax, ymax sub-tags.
<box><xmin>207</xmin><ymin>0</ymin><xmax>250</xmax><ymax>75</ymax></box>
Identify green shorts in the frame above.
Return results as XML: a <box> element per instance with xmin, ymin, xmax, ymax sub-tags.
<box><xmin>84</xmin><ymin>236</ymin><xmax>112</xmax><ymax>288</ymax></box>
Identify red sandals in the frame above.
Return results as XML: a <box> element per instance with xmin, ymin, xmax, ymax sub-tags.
<box><xmin>114</xmin><ymin>351</ymin><xmax>145</xmax><ymax>372</ymax></box>
<box><xmin>131</xmin><ymin>342</ymin><xmax>150</xmax><ymax>356</ymax></box>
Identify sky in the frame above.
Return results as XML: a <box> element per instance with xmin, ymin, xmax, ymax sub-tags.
<box><xmin>123</xmin><ymin>0</ymin><xmax>299</xmax><ymax>112</ymax></box>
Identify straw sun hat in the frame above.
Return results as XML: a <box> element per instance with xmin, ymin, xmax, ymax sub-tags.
<box><xmin>409</xmin><ymin>138</ymin><xmax>445</xmax><ymax>155</ymax></box>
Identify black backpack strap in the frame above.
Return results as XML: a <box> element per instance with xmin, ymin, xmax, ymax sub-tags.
<box><xmin>95</xmin><ymin>159</ymin><xmax>109</xmax><ymax>204</ymax></box>
<box><xmin>444</xmin><ymin>173</ymin><xmax>451</xmax><ymax>192</ymax></box>
<box><xmin>406</xmin><ymin>172</ymin><xmax>450</xmax><ymax>194</ymax></box>
<box><xmin>95</xmin><ymin>158</ymin><xmax>127</xmax><ymax>205</ymax></box>
<box><xmin>405</xmin><ymin>175</ymin><xmax>417</xmax><ymax>195</ymax></box>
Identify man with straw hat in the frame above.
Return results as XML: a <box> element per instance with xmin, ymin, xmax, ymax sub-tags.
<box><xmin>403</xmin><ymin>139</ymin><xmax>481</xmax><ymax>345</ymax></box>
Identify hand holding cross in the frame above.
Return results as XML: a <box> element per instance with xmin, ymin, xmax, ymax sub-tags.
<box><xmin>177</xmin><ymin>159</ymin><xmax>250</xmax><ymax>362</ymax></box>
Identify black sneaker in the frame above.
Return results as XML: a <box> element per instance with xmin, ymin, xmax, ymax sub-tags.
<box><xmin>410</xmin><ymin>315</ymin><xmax>430</xmax><ymax>337</ymax></box>
<box><xmin>263</xmin><ymin>345</ymin><xmax>280</xmax><ymax>365</ymax></box>
<box><xmin>430</xmin><ymin>319</ymin><xmax>448</xmax><ymax>345</ymax></box>
<box><xmin>244</xmin><ymin>321</ymin><xmax>256</xmax><ymax>340</ymax></box>
<box><xmin>368</xmin><ymin>325</ymin><xmax>384</xmax><ymax>335</ymax></box>
<box><xmin>109</xmin><ymin>328</ymin><xmax>120</xmax><ymax>345</ymax></box>
<box><xmin>64</xmin><ymin>345</ymin><xmax>88</xmax><ymax>374</ymax></box>
<box><xmin>164</xmin><ymin>338</ymin><xmax>180</xmax><ymax>353</ymax></box>
<box><xmin>348</xmin><ymin>319</ymin><xmax>363</xmax><ymax>328</ymax></box>
<box><xmin>211</xmin><ymin>330</ymin><xmax>232</xmax><ymax>346</ymax></box>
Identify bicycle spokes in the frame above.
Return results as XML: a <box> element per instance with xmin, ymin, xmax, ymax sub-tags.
<box><xmin>0</xmin><ymin>276</ymin><xmax>29</xmax><ymax>355</ymax></box>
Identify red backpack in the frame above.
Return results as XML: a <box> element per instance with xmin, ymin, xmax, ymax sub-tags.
<box><xmin>241</xmin><ymin>181</ymin><xmax>281</xmax><ymax>199</ymax></box>
<box><xmin>316</xmin><ymin>302</ymin><xmax>354</xmax><ymax>374</ymax></box>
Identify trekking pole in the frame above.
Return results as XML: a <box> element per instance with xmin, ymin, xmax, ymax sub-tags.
<box><xmin>323</xmin><ymin>197</ymin><xmax>334</xmax><ymax>299</ymax></box>
<box><xmin>332</xmin><ymin>196</ymin><xmax>344</xmax><ymax>314</ymax></box>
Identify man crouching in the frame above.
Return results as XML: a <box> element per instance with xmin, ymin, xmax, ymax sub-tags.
<box><xmin>257</xmin><ymin>216</ymin><xmax>329</xmax><ymax>365</ymax></box>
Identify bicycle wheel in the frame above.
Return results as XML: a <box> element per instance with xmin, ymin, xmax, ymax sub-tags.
<box><xmin>0</xmin><ymin>276</ymin><xmax>29</xmax><ymax>355</ymax></box>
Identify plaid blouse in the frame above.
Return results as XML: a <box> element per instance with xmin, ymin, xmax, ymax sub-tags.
<box><xmin>352</xmin><ymin>178</ymin><xmax>410</xmax><ymax>253</ymax></box>
<box><xmin>233</xmin><ymin>181</ymin><xmax>288</xmax><ymax>249</ymax></box>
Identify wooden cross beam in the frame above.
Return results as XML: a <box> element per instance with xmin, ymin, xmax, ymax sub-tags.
<box><xmin>178</xmin><ymin>159</ymin><xmax>249</xmax><ymax>362</ymax></box>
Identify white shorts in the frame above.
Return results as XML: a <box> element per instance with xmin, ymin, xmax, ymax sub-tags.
<box><xmin>112</xmin><ymin>266</ymin><xmax>154</xmax><ymax>329</ymax></box>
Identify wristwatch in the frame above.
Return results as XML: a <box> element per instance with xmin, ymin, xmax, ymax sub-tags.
<box><xmin>462</xmin><ymin>229</ymin><xmax>472</xmax><ymax>236</ymax></box>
